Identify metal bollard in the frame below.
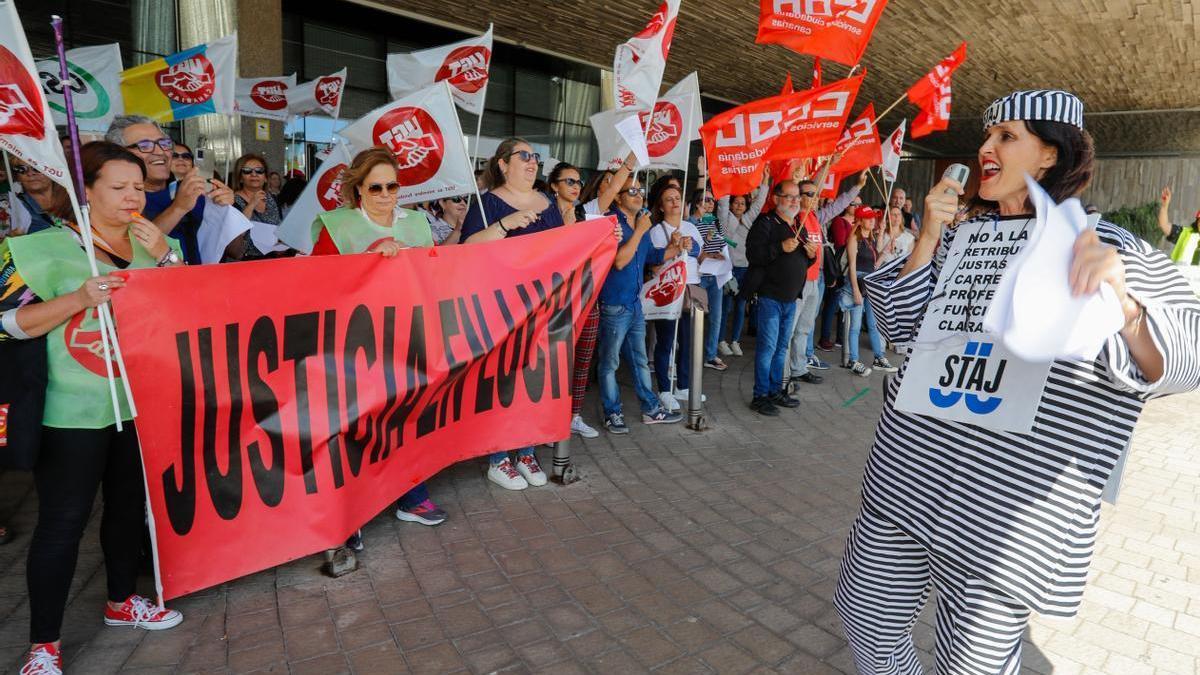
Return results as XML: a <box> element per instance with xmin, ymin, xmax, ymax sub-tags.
<box><xmin>687</xmin><ymin>307</ymin><xmax>705</xmax><ymax>430</ymax></box>
<box><xmin>551</xmin><ymin>435</ymin><xmax>579</xmax><ymax>485</ymax></box>
<box><xmin>841</xmin><ymin>309</ymin><xmax>852</xmax><ymax>368</ymax></box>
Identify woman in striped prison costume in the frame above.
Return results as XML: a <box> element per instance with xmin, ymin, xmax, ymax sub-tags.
<box><xmin>834</xmin><ymin>89</ymin><xmax>1200</xmax><ymax>674</ymax></box>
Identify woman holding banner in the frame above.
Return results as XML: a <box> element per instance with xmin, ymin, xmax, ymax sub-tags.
<box><xmin>2</xmin><ymin>142</ymin><xmax>185</xmax><ymax>675</ymax></box>
<box><xmin>834</xmin><ymin>90</ymin><xmax>1200</xmax><ymax>674</ymax></box>
<box><xmin>647</xmin><ymin>183</ymin><xmax>703</xmax><ymax>411</ymax></box>
<box><xmin>308</xmin><ymin>147</ymin><xmax>447</xmax><ymax>545</ymax></box>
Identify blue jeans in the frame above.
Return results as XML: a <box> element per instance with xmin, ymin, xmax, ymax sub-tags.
<box><xmin>838</xmin><ymin>285</ymin><xmax>884</xmax><ymax>363</ymax></box>
<box><xmin>820</xmin><ymin>276</ymin><xmax>843</xmax><ymax>343</ymax></box>
<box><xmin>489</xmin><ymin>447</ymin><xmax>534</xmax><ymax>465</ymax></box>
<box><xmin>753</xmin><ymin>296</ymin><xmax>796</xmax><ymax>398</ymax></box>
<box><xmin>398</xmin><ymin>483</ymin><xmax>430</xmax><ymax>509</ymax></box>
<box><xmin>807</xmin><ymin>276</ymin><xmax>825</xmax><ymax>360</ymax></box>
<box><xmin>700</xmin><ymin>275</ymin><xmax>723</xmax><ymax>362</ymax></box>
<box><xmin>654</xmin><ymin>315</ymin><xmax>691</xmax><ymax>392</ymax></box>
<box><xmin>597</xmin><ymin>302</ymin><xmax>660</xmax><ymax>417</ymax></box>
<box><xmin>724</xmin><ymin>267</ymin><xmax>749</xmax><ymax>342</ymax></box>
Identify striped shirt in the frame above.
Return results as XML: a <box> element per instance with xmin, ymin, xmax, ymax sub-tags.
<box><xmin>860</xmin><ymin>215</ymin><xmax>1200</xmax><ymax>616</ymax></box>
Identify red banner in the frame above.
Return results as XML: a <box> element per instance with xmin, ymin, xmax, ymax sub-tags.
<box><xmin>756</xmin><ymin>0</ymin><xmax>889</xmax><ymax>66</ymax></box>
<box><xmin>763</xmin><ymin>73</ymin><xmax>863</xmax><ymax>162</ymax></box>
<box><xmin>907</xmin><ymin>42</ymin><xmax>967</xmax><ymax>138</ymax></box>
<box><xmin>110</xmin><ymin>220</ymin><xmax>616</xmax><ymax>599</ymax></box>
<box><xmin>832</xmin><ymin>103</ymin><xmax>881</xmax><ymax>174</ymax></box>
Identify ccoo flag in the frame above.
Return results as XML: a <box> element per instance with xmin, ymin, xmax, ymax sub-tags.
<box><xmin>120</xmin><ymin>33</ymin><xmax>237</xmax><ymax>123</ymax></box>
<box><xmin>36</xmin><ymin>43</ymin><xmax>124</xmax><ymax>131</ymax></box>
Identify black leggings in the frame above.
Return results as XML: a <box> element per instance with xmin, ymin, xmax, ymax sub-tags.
<box><xmin>27</xmin><ymin>424</ymin><xmax>145</xmax><ymax>643</ymax></box>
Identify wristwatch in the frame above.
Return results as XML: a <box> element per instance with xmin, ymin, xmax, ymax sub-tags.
<box><xmin>157</xmin><ymin>250</ymin><xmax>182</xmax><ymax>267</ymax></box>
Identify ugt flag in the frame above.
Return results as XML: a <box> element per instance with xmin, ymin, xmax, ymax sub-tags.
<box><xmin>831</xmin><ymin>103</ymin><xmax>881</xmax><ymax>175</ymax></box>
<box><xmin>276</xmin><ymin>142</ymin><xmax>354</xmax><ymax>254</ymax></box>
<box><xmin>907</xmin><ymin>42</ymin><xmax>967</xmax><ymax>138</ymax></box>
<box><xmin>36</xmin><ymin>43</ymin><xmax>124</xmax><ymax>132</ymax></box>
<box><xmin>614</xmin><ymin>0</ymin><xmax>681</xmax><ymax>111</ymax></box>
<box><xmin>880</xmin><ymin>118</ymin><xmax>905</xmax><ymax>182</ymax></box>
<box><xmin>235</xmin><ymin>74</ymin><xmax>297</xmax><ymax>121</ymax></box>
<box><xmin>387</xmin><ymin>25</ymin><xmax>492</xmax><ymax>115</ymax></box>
<box><xmin>756</xmin><ymin>0</ymin><xmax>889</xmax><ymax>66</ymax></box>
<box><xmin>0</xmin><ymin>0</ymin><xmax>73</xmax><ymax>190</ymax></box>
<box><xmin>290</xmin><ymin>69</ymin><xmax>347</xmax><ymax>119</ymax></box>
<box><xmin>120</xmin><ymin>33</ymin><xmax>237</xmax><ymax>123</ymax></box>
<box><xmin>591</xmin><ymin>73</ymin><xmax>700</xmax><ymax>171</ymax></box>
<box><xmin>338</xmin><ymin>82</ymin><xmax>474</xmax><ymax>204</ymax></box>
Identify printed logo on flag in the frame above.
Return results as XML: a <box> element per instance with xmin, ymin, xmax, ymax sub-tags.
<box><xmin>315</xmin><ymin>76</ymin><xmax>343</xmax><ymax>109</ymax></box>
<box><xmin>0</xmin><ymin>402</ymin><xmax>7</xmax><ymax>447</ymax></box>
<box><xmin>40</xmin><ymin>63</ymin><xmax>110</xmax><ymax>120</ymax></box>
<box><xmin>644</xmin><ymin>259</ymin><xmax>687</xmax><ymax>307</ymax></box>
<box><xmin>155</xmin><ymin>55</ymin><xmax>216</xmax><ymax>105</ymax></box>
<box><xmin>436</xmin><ymin>45</ymin><xmax>491</xmax><ymax>95</ymax></box>
<box><xmin>66</xmin><ymin>307</ymin><xmax>114</xmax><ymax>377</ymax></box>
<box><xmin>316</xmin><ymin>163</ymin><xmax>349</xmax><ymax>211</ymax></box>
<box><xmin>634</xmin><ymin>4</ymin><xmax>678</xmax><ymax>59</ymax></box>
<box><xmin>250</xmin><ymin>80</ymin><xmax>288</xmax><ymax>111</ymax></box>
<box><xmin>639</xmin><ymin>101</ymin><xmax>683</xmax><ymax>157</ymax></box>
<box><xmin>0</xmin><ymin>46</ymin><xmax>46</xmax><ymax>139</ymax></box>
<box><xmin>373</xmin><ymin>107</ymin><xmax>444</xmax><ymax>185</ymax></box>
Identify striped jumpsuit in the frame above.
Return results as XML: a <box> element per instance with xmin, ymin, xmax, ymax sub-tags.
<box><xmin>835</xmin><ymin>216</ymin><xmax>1200</xmax><ymax>674</ymax></box>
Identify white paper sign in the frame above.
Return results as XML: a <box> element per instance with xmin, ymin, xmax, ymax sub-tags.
<box><xmin>892</xmin><ymin>217</ymin><xmax>1052</xmax><ymax>433</ymax></box>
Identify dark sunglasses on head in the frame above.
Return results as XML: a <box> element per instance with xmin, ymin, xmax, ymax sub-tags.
<box><xmin>507</xmin><ymin>149</ymin><xmax>541</xmax><ymax>163</ymax></box>
<box><xmin>10</xmin><ymin>165</ymin><xmax>33</xmax><ymax>176</ymax></box>
<box><xmin>444</xmin><ymin>196</ymin><xmax>467</xmax><ymax>204</ymax></box>
<box><xmin>172</xmin><ymin>152</ymin><xmax>193</xmax><ymax>160</ymax></box>
<box><xmin>800</xmin><ymin>191</ymin><xmax>818</xmax><ymax>198</ymax></box>
<box><xmin>623</xmin><ymin>187</ymin><xmax>646</xmax><ymax>197</ymax></box>
<box><xmin>240</xmin><ymin>167</ymin><xmax>267</xmax><ymax>175</ymax></box>
<box><xmin>366</xmin><ymin>181</ymin><xmax>401</xmax><ymax>195</ymax></box>
<box><xmin>126</xmin><ymin>137</ymin><xmax>174</xmax><ymax>153</ymax></box>
<box><xmin>555</xmin><ymin>178</ymin><xmax>583</xmax><ymax>188</ymax></box>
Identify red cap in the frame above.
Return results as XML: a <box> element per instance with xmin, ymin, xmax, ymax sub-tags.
<box><xmin>854</xmin><ymin>205</ymin><xmax>879</xmax><ymax>220</ymax></box>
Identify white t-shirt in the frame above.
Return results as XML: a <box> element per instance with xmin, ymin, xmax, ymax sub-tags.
<box><xmin>878</xmin><ymin>229</ymin><xmax>916</xmax><ymax>265</ymax></box>
<box><xmin>649</xmin><ymin>219</ymin><xmax>703</xmax><ymax>284</ymax></box>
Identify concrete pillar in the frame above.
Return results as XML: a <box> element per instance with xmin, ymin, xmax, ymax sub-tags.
<box><xmin>235</xmin><ymin>0</ymin><xmax>285</xmax><ymax>175</ymax></box>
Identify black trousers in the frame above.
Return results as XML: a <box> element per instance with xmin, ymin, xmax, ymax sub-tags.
<box><xmin>27</xmin><ymin>424</ymin><xmax>144</xmax><ymax>643</ymax></box>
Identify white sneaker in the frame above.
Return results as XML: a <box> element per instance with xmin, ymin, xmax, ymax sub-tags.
<box><xmin>673</xmin><ymin>388</ymin><xmax>706</xmax><ymax>403</ymax></box>
<box><xmin>729</xmin><ymin>341</ymin><xmax>744</xmax><ymax>356</ymax></box>
<box><xmin>515</xmin><ymin>454</ymin><xmax>548</xmax><ymax>487</ymax></box>
<box><xmin>570</xmin><ymin>414</ymin><xmax>599</xmax><ymax>438</ymax></box>
<box><xmin>659</xmin><ymin>391</ymin><xmax>681</xmax><ymax>412</ymax></box>
<box><xmin>849</xmin><ymin>361</ymin><xmax>873</xmax><ymax>377</ymax></box>
<box><xmin>487</xmin><ymin>459</ymin><xmax>528</xmax><ymax>490</ymax></box>
<box><xmin>718</xmin><ymin>341</ymin><xmax>733</xmax><ymax>356</ymax></box>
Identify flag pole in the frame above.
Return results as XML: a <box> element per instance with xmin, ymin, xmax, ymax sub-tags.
<box><xmin>867</xmin><ymin>169</ymin><xmax>887</xmax><ymax>204</ymax></box>
<box><xmin>223</xmin><ymin>114</ymin><xmax>237</xmax><ymax>183</ymax></box>
<box><xmin>470</xmin><ymin>82</ymin><xmax>489</xmax><ymax>228</ymax></box>
<box><xmin>793</xmin><ymin>155</ymin><xmax>833</xmax><ymax>240</ymax></box>
<box><xmin>875</xmin><ymin>92</ymin><xmax>909</xmax><ymax>126</ymax></box>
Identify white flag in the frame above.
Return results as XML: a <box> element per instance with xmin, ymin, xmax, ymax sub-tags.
<box><xmin>36</xmin><ymin>43</ymin><xmax>124</xmax><ymax>131</ymax></box>
<box><xmin>235</xmin><ymin>74</ymin><xmax>296</xmax><ymax>121</ymax></box>
<box><xmin>591</xmin><ymin>88</ymin><xmax>697</xmax><ymax>171</ymax></box>
<box><xmin>0</xmin><ymin>0</ymin><xmax>73</xmax><ymax>191</ymax></box>
<box><xmin>387</xmin><ymin>25</ymin><xmax>492</xmax><ymax>115</ymax></box>
<box><xmin>276</xmin><ymin>142</ymin><xmax>354</xmax><ymax>254</ymax></box>
<box><xmin>641</xmin><ymin>258</ymin><xmax>688</xmax><ymax>321</ymax></box>
<box><xmin>338</xmin><ymin>82</ymin><xmax>474</xmax><ymax>204</ymax></box>
<box><xmin>613</xmin><ymin>0</ymin><xmax>680</xmax><ymax>112</ymax></box>
<box><xmin>289</xmin><ymin>68</ymin><xmax>346</xmax><ymax>119</ymax></box>
<box><xmin>881</xmin><ymin>119</ymin><xmax>906</xmax><ymax>182</ymax></box>
<box><xmin>663</xmin><ymin>71</ymin><xmax>702</xmax><ymax>141</ymax></box>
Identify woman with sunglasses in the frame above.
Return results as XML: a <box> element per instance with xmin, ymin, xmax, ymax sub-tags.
<box><xmin>835</xmin><ymin>90</ymin><xmax>1200</xmax><ymax>674</ymax></box>
<box><xmin>308</xmin><ymin>147</ymin><xmax>443</xmax><ymax>553</ymax></box>
<box><xmin>224</xmin><ymin>153</ymin><xmax>283</xmax><ymax>261</ymax></box>
<box><xmin>7</xmin><ymin>157</ymin><xmax>73</xmax><ymax>235</ymax></box>
<box><xmin>429</xmin><ymin>195</ymin><xmax>469</xmax><ymax>245</ymax></box>
<box><xmin>647</xmin><ymin>183</ymin><xmax>703</xmax><ymax>411</ymax></box>
<box><xmin>575</xmin><ymin>152</ymin><xmax>638</xmax><ymax>220</ymax></box>
<box><xmin>169</xmin><ymin>143</ymin><xmax>194</xmax><ymax>183</ymax></box>
<box><xmin>688</xmin><ymin>187</ymin><xmax>732</xmax><ymax>373</ymax></box>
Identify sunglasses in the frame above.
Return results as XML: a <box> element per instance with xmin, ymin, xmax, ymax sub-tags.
<box><xmin>366</xmin><ymin>182</ymin><xmax>401</xmax><ymax>195</ymax></box>
<box><xmin>444</xmin><ymin>196</ymin><xmax>467</xmax><ymax>204</ymax></box>
<box><xmin>623</xmin><ymin>187</ymin><xmax>646</xmax><ymax>197</ymax></box>
<box><xmin>800</xmin><ymin>191</ymin><xmax>818</xmax><ymax>198</ymax></box>
<box><xmin>126</xmin><ymin>137</ymin><xmax>174</xmax><ymax>153</ymax></box>
<box><xmin>10</xmin><ymin>164</ymin><xmax>33</xmax><ymax>176</ymax></box>
<box><xmin>555</xmin><ymin>178</ymin><xmax>583</xmax><ymax>188</ymax></box>
<box><xmin>240</xmin><ymin>167</ymin><xmax>267</xmax><ymax>175</ymax></box>
<box><xmin>507</xmin><ymin>150</ymin><xmax>541</xmax><ymax>163</ymax></box>
<box><xmin>172</xmin><ymin>152</ymin><xmax>193</xmax><ymax>160</ymax></box>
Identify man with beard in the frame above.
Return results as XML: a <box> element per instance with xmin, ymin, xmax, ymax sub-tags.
<box><xmin>743</xmin><ymin>180</ymin><xmax>818</xmax><ymax>416</ymax></box>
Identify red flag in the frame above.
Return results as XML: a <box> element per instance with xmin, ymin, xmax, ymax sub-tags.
<box><xmin>819</xmin><ymin>167</ymin><xmax>840</xmax><ymax>198</ymax></box>
<box><xmin>780</xmin><ymin>72</ymin><xmax>794</xmax><ymax>96</ymax></box>
<box><xmin>756</xmin><ymin>0</ymin><xmax>889</xmax><ymax>66</ymax></box>
<box><xmin>763</xmin><ymin>72</ymin><xmax>864</xmax><ymax>162</ymax></box>
<box><xmin>832</xmin><ymin>103</ymin><xmax>881</xmax><ymax>174</ymax></box>
<box><xmin>906</xmin><ymin>42</ymin><xmax>967</xmax><ymax>138</ymax></box>
<box><xmin>110</xmin><ymin>219</ymin><xmax>617</xmax><ymax>599</ymax></box>
<box><xmin>812</xmin><ymin>57</ymin><xmax>823</xmax><ymax>88</ymax></box>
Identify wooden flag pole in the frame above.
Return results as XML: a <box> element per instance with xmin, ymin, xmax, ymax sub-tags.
<box><xmin>793</xmin><ymin>155</ymin><xmax>833</xmax><ymax>240</ymax></box>
<box><xmin>875</xmin><ymin>91</ymin><xmax>909</xmax><ymax>126</ymax></box>
<box><xmin>867</xmin><ymin>169</ymin><xmax>887</xmax><ymax>204</ymax></box>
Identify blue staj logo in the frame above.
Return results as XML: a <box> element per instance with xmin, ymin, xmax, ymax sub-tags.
<box><xmin>929</xmin><ymin>341</ymin><xmax>1006</xmax><ymax>414</ymax></box>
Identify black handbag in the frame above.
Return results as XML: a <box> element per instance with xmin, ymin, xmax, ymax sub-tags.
<box><xmin>0</xmin><ymin>336</ymin><xmax>47</xmax><ymax>470</ymax></box>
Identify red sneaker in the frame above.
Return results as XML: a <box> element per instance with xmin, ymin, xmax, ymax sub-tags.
<box><xmin>20</xmin><ymin>643</ymin><xmax>62</xmax><ymax>675</ymax></box>
<box><xmin>103</xmin><ymin>594</ymin><xmax>183</xmax><ymax>630</ymax></box>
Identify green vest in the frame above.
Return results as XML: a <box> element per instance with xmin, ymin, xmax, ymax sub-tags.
<box><xmin>1170</xmin><ymin>229</ymin><xmax>1200</xmax><ymax>266</ymax></box>
<box><xmin>7</xmin><ymin>228</ymin><xmax>180</xmax><ymax>429</ymax></box>
<box><xmin>310</xmin><ymin>207</ymin><xmax>434</xmax><ymax>254</ymax></box>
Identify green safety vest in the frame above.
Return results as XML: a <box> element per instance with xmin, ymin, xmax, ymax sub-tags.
<box><xmin>6</xmin><ymin>228</ymin><xmax>180</xmax><ymax>429</ymax></box>
<box><xmin>1170</xmin><ymin>229</ymin><xmax>1200</xmax><ymax>266</ymax></box>
<box><xmin>310</xmin><ymin>207</ymin><xmax>434</xmax><ymax>254</ymax></box>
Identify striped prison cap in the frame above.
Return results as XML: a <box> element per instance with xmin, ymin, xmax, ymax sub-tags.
<box><xmin>982</xmin><ymin>90</ymin><xmax>1084</xmax><ymax>130</ymax></box>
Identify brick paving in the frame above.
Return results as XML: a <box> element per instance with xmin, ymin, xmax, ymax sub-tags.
<box><xmin>2</xmin><ymin>345</ymin><xmax>1199</xmax><ymax>674</ymax></box>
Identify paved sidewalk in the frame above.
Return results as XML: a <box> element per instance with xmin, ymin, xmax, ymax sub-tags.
<box><xmin>1</xmin><ymin>347</ymin><xmax>1198</xmax><ymax>674</ymax></box>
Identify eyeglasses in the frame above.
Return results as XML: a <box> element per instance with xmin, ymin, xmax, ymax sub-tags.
<box><xmin>623</xmin><ymin>187</ymin><xmax>646</xmax><ymax>197</ymax></box>
<box><xmin>240</xmin><ymin>167</ymin><xmax>267</xmax><ymax>175</ymax></box>
<box><xmin>126</xmin><ymin>137</ymin><xmax>174</xmax><ymax>153</ymax></box>
<box><xmin>172</xmin><ymin>152</ymin><xmax>193</xmax><ymax>160</ymax></box>
<box><xmin>555</xmin><ymin>178</ymin><xmax>583</xmax><ymax>188</ymax></box>
<box><xmin>776</xmin><ymin>193</ymin><xmax>801</xmax><ymax>201</ymax></box>
<box><xmin>444</xmin><ymin>196</ymin><xmax>467</xmax><ymax>204</ymax></box>
<box><xmin>366</xmin><ymin>182</ymin><xmax>401</xmax><ymax>195</ymax></box>
<box><xmin>507</xmin><ymin>150</ymin><xmax>541</xmax><ymax>164</ymax></box>
<box><xmin>800</xmin><ymin>191</ymin><xmax>818</xmax><ymax>198</ymax></box>
<box><xmin>10</xmin><ymin>165</ymin><xmax>32</xmax><ymax>176</ymax></box>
